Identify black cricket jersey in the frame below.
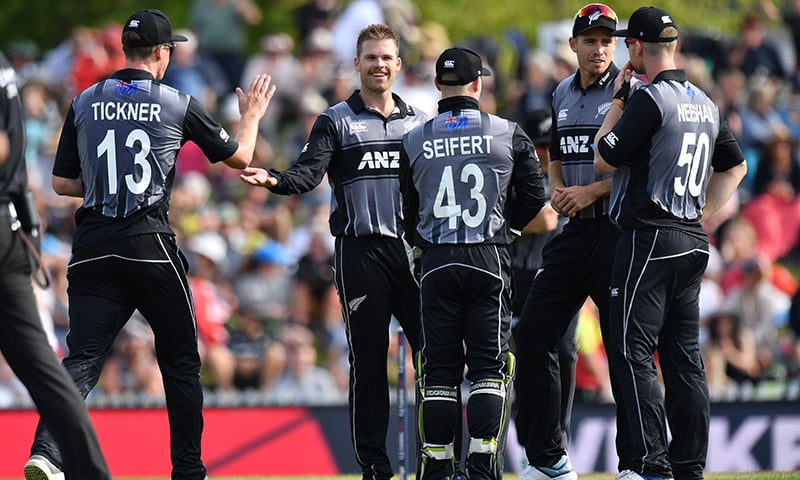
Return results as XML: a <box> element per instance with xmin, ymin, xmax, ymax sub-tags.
<box><xmin>268</xmin><ymin>90</ymin><xmax>427</xmax><ymax>238</ymax></box>
<box><xmin>550</xmin><ymin>64</ymin><xmax>620</xmax><ymax>213</ymax></box>
<box><xmin>597</xmin><ymin>70</ymin><xmax>745</xmax><ymax>233</ymax></box>
<box><xmin>52</xmin><ymin>69</ymin><xmax>238</xmax><ymax>247</ymax></box>
<box><xmin>399</xmin><ymin>96</ymin><xmax>546</xmax><ymax>247</ymax></box>
<box><xmin>0</xmin><ymin>52</ymin><xmax>27</xmax><ymax>203</ymax></box>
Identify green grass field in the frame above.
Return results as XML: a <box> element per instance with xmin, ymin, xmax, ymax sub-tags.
<box><xmin>104</xmin><ymin>474</ymin><xmax>800</xmax><ymax>480</ymax></box>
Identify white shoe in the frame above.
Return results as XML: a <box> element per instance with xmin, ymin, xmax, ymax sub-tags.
<box><xmin>24</xmin><ymin>455</ymin><xmax>65</xmax><ymax>480</ymax></box>
<box><xmin>615</xmin><ymin>470</ymin><xmax>673</xmax><ymax>480</ymax></box>
<box><xmin>519</xmin><ymin>455</ymin><xmax>578</xmax><ymax>480</ymax></box>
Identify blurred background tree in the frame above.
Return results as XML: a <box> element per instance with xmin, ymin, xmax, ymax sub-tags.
<box><xmin>0</xmin><ymin>0</ymin><xmax>763</xmax><ymax>56</ymax></box>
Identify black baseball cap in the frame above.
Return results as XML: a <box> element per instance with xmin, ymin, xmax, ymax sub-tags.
<box><xmin>572</xmin><ymin>3</ymin><xmax>618</xmax><ymax>37</ymax></box>
<box><xmin>612</xmin><ymin>6</ymin><xmax>679</xmax><ymax>43</ymax></box>
<box><xmin>122</xmin><ymin>9</ymin><xmax>188</xmax><ymax>47</ymax></box>
<box><xmin>435</xmin><ymin>47</ymin><xmax>491</xmax><ymax>86</ymax></box>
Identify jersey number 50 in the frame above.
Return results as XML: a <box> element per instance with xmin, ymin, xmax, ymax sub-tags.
<box><xmin>674</xmin><ymin>131</ymin><xmax>710</xmax><ymax>198</ymax></box>
<box><xmin>97</xmin><ymin>128</ymin><xmax>153</xmax><ymax>195</ymax></box>
<box><xmin>433</xmin><ymin>163</ymin><xmax>487</xmax><ymax>229</ymax></box>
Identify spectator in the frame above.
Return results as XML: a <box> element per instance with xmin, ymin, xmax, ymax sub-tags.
<box><xmin>266</xmin><ymin>323</ymin><xmax>344</xmax><ymax>404</ymax></box>
<box><xmin>227</xmin><ymin>306</ymin><xmax>286</xmax><ymax>392</ymax></box>
<box><xmin>293</xmin><ymin>0</ymin><xmax>339</xmax><ymax>47</ymax></box>
<box><xmin>739</xmin><ymin>80</ymin><xmax>787</xmax><ymax>156</ymax></box>
<box><xmin>185</xmin><ymin>231</ymin><xmax>237</xmax><ymax>391</ymax></box>
<box><xmin>702</xmin><ymin>309</ymin><xmax>762</xmax><ymax>396</ymax></box>
<box><xmin>515</xmin><ymin>49</ymin><xmax>558</xmax><ymax>121</ymax></box>
<box><xmin>711</xmin><ymin>68</ymin><xmax>747</xmax><ymax>142</ymax></box>
<box><xmin>162</xmin><ymin>29</ymin><xmax>222</xmax><ymax>114</ymax></box>
<box><xmin>721</xmin><ymin>256</ymin><xmax>792</xmax><ymax>377</ymax></box>
<box><xmin>299</xmin><ymin>27</ymin><xmax>338</xmax><ymax>94</ymax></box>
<box><xmin>241</xmin><ymin>33</ymin><xmax>302</xmax><ymax>142</ymax></box>
<box><xmin>752</xmin><ymin>127</ymin><xmax>800</xmax><ymax>197</ymax></box>
<box><xmin>281</xmin><ymin>88</ymin><xmax>329</xmax><ymax>167</ymax></box>
<box><xmin>99</xmin><ymin>314</ymin><xmax>164</xmax><ymax>398</ymax></box>
<box><xmin>189</xmin><ymin>0</ymin><xmax>263</xmax><ymax>93</ymax></box>
<box><xmin>725</xmin><ymin>12</ymin><xmax>789</xmax><ymax>83</ymax></box>
<box><xmin>330</xmin><ymin>0</ymin><xmax>384</xmax><ymax>65</ymax></box>
<box><xmin>289</xmin><ymin>229</ymin><xmax>340</xmax><ymax>332</ymax></box>
<box><xmin>19</xmin><ymin>78</ymin><xmax>62</xmax><ymax>190</ymax></box>
<box><xmin>234</xmin><ymin>239</ymin><xmax>294</xmax><ymax>320</ymax></box>
<box><xmin>69</xmin><ymin>25</ymin><xmax>123</xmax><ymax>98</ymax></box>
<box><xmin>741</xmin><ymin>171</ymin><xmax>800</xmax><ymax>264</ymax></box>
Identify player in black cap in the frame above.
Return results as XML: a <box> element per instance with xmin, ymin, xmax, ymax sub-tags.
<box><xmin>24</xmin><ymin>8</ymin><xmax>275</xmax><ymax>480</ymax></box>
<box><xmin>595</xmin><ymin>6</ymin><xmax>747</xmax><ymax>480</ymax></box>
<box><xmin>399</xmin><ymin>46</ymin><xmax>546</xmax><ymax>480</ymax></box>
<box><xmin>514</xmin><ymin>4</ymin><xmax>630</xmax><ymax>480</ymax></box>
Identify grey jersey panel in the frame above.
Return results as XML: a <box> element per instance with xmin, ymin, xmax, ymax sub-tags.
<box><xmin>72</xmin><ymin>80</ymin><xmax>190</xmax><ymax>218</ymax></box>
<box><xmin>642</xmin><ymin>81</ymin><xmax>720</xmax><ymax>221</ymax></box>
<box><xmin>326</xmin><ymin>101</ymin><xmax>426</xmax><ymax>238</ymax></box>
<box><xmin>551</xmin><ymin>73</ymin><xmax>614</xmax><ymax>211</ymax></box>
<box><xmin>403</xmin><ymin>110</ymin><xmax>516</xmax><ymax>244</ymax></box>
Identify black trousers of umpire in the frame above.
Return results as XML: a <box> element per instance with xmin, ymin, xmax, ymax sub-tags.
<box><xmin>514</xmin><ymin>216</ymin><xmax>624</xmax><ymax>468</ymax></box>
<box><xmin>333</xmin><ymin>235</ymin><xmax>421</xmax><ymax>480</ymax></box>
<box><xmin>607</xmin><ymin>228</ymin><xmax>709</xmax><ymax>480</ymax></box>
<box><xmin>30</xmin><ymin>233</ymin><xmax>206</xmax><ymax>480</ymax></box>
<box><xmin>0</xmin><ymin>208</ymin><xmax>109</xmax><ymax>480</ymax></box>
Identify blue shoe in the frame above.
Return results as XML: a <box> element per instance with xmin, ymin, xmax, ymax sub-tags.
<box><xmin>519</xmin><ymin>455</ymin><xmax>577</xmax><ymax>480</ymax></box>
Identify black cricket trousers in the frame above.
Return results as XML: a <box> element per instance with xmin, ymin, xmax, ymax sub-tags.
<box><xmin>514</xmin><ymin>216</ymin><xmax>623</xmax><ymax>467</ymax></box>
<box><xmin>333</xmin><ymin>235</ymin><xmax>421</xmax><ymax>480</ymax></box>
<box><xmin>30</xmin><ymin>232</ymin><xmax>206</xmax><ymax>480</ymax></box>
<box><xmin>0</xmin><ymin>207</ymin><xmax>109</xmax><ymax>479</ymax></box>
<box><xmin>608</xmin><ymin>227</ymin><xmax>710</xmax><ymax>480</ymax></box>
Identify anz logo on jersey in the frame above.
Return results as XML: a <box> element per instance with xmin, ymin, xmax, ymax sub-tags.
<box><xmin>444</xmin><ymin>115</ymin><xmax>469</xmax><ymax>130</ymax></box>
<box><xmin>357</xmin><ymin>151</ymin><xmax>400</xmax><ymax>170</ymax></box>
<box><xmin>559</xmin><ymin>134</ymin><xmax>592</xmax><ymax>154</ymax></box>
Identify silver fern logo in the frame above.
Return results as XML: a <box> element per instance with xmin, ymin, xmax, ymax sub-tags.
<box><xmin>348</xmin><ymin>295</ymin><xmax>367</xmax><ymax>313</ymax></box>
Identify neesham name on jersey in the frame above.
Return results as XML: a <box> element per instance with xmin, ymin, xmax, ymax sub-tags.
<box><xmin>422</xmin><ymin>135</ymin><xmax>494</xmax><ymax>159</ymax></box>
<box><xmin>91</xmin><ymin>101</ymin><xmax>162</xmax><ymax>122</ymax></box>
<box><xmin>677</xmin><ymin>103</ymin><xmax>715</xmax><ymax>123</ymax></box>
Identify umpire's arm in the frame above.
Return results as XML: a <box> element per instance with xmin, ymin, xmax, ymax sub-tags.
<box><xmin>509</xmin><ymin>124</ymin><xmax>546</xmax><ymax>235</ymax></box>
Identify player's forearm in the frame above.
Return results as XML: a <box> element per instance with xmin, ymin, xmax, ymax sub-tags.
<box><xmin>51</xmin><ymin>175</ymin><xmax>84</xmax><ymax>197</ymax></box>
<box><xmin>0</xmin><ymin>132</ymin><xmax>9</xmax><ymax>166</ymax></box>
<box><xmin>225</xmin><ymin>117</ymin><xmax>261</xmax><ymax>169</ymax></box>
<box><xmin>701</xmin><ymin>162</ymin><xmax>747</xmax><ymax>222</ymax></box>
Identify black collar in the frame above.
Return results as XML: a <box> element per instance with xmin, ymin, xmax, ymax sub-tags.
<box><xmin>572</xmin><ymin>62</ymin><xmax>620</xmax><ymax>92</ymax></box>
<box><xmin>346</xmin><ymin>90</ymin><xmax>417</xmax><ymax>117</ymax></box>
<box><xmin>109</xmin><ymin>69</ymin><xmax>156</xmax><ymax>82</ymax></box>
<box><xmin>437</xmin><ymin>96</ymin><xmax>479</xmax><ymax>114</ymax></box>
<box><xmin>651</xmin><ymin>69</ymin><xmax>688</xmax><ymax>84</ymax></box>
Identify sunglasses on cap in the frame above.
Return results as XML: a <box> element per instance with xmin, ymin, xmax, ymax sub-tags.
<box><xmin>575</xmin><ymin>3</ymin><xmax>618</xmax><ymax>21</ymax></box>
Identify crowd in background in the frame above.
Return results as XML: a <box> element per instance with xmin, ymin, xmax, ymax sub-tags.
<box><xmin>2</xmin><ymin>0</ymin><xmax>800</xmax><ymax>407</ymax></box>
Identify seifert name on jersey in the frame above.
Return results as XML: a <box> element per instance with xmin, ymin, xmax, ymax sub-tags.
<box><xmin>422</xmin><ymin>134</ymin><xmax>494</xmax><ymax>159</ymax></box>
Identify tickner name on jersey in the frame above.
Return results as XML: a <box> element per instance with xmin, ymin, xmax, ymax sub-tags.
<box><xmin>422</xmin><ymin>134</ymin><xmax>494</xmax><ymax>159</ymax></box>
<box><xmin>677</xmin><ymin>103</ymin><xmax>715</xmax><ymax>123</ymax></box>
<box><xmin>91</xmin><ymin>101</ymin><xmax>163</xmax><ymax>122</ymax></box>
